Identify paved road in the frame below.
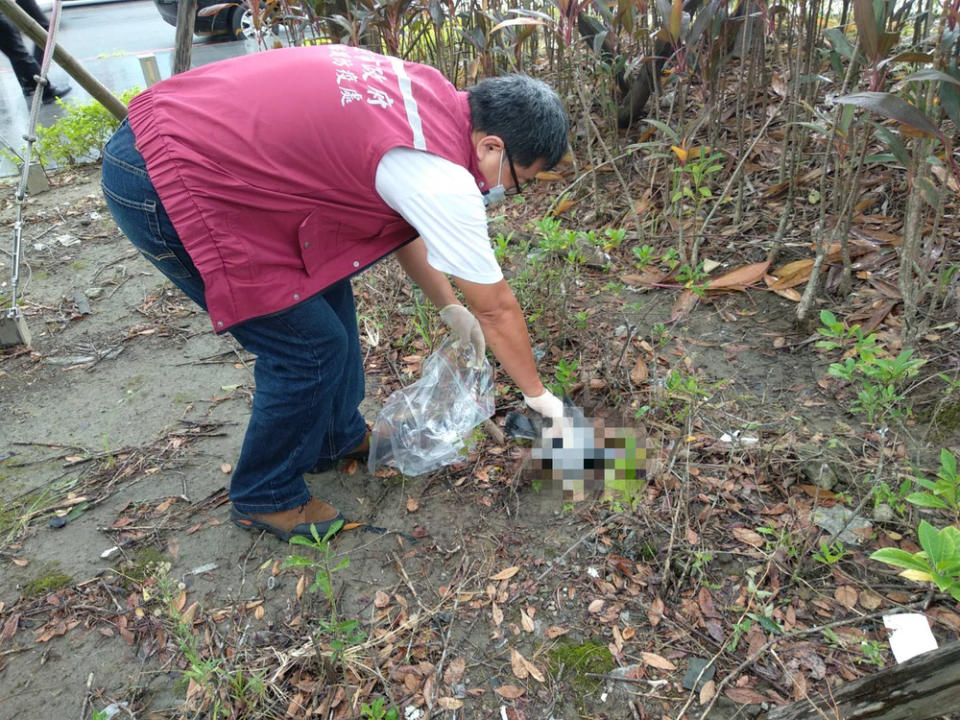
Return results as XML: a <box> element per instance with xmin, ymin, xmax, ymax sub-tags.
<box><xmin>1</xmin><ymin>0</ymin><xmax>254</xmax><ymax>176</ymax></box>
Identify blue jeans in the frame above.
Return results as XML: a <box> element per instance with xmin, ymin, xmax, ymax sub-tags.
<box><xmin>100</xmin><ymin>119</ymin><xmax>368</xmax><ymax>514</ymax></box>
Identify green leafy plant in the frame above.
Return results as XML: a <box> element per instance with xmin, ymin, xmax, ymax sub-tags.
<box><xmin>632</xmin><ymin>244</ymin><xmax>656</xmax><ymax>268</ymax></box>
<box><xmin>907</xmin><ymin>449</ymin><xmax>960</xmax><ymax>519</ymax></box>
<box><xmin>870</xmin><ymin>520</ymin><xmax>960</xmax><ymax>601</ymax></box>
<box><xmin>815</xmin><ymin>310</ymin><xmax>874</xmax><ymax>351</ymax></box>
<box><xmin>670</xmin><ymin>147</ymin><xmax>725</xmax><ymax>215</ymax></box>
<box><xmin>858</xmin><ymin>639</ymin><xmax>886</xmax><ymax>667</ymax></box>
<box><xmin>549</xmin><ymin>358</ymin><xmax>580</xmax><ymax>397</ymax></box>
<box><xmin>283</xmin><ymin>519</ymin><xmax>365</xmax><ymax>672</ymax></box>
<box><xmin>492</xmin><ymin>231</ymin><xmax>513</xmax><ymax>263</ymax></box>
<box><xmin>602</xmin><ymin>227</ymin><xmax>626</xmax><ymax>250</ymax></box>
<box><xmin>873</xmin><ymin>477</ymin><xmax>912</xmax><ymax>516</ymax></box>
<box><xmin>813</xmin><ymin>540</ymin><xmax>847</xmax><ymax>565</ymax></box>
<box><xmin>24</xmin><ymin>88</ymin><xmax>141</xmax><ymax>168</ymax></box>
<box><xmin>361</xmin><ymin>697</ymin><xmax>401</xmax><ymax>720</ymax></box>
<box><xmin>819</xmin><ymin>310</ymin><xmax>925</xmax><ymax>425</ymax></box>
<box><xmin>727</xmin><ymin>617</ymin><xmax>753</xmax><ymax>652</ymax></box>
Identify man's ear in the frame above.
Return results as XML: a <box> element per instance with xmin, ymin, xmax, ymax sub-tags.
<box><xmin>475</xmin><ymin>134</ymin><xmax>505</xmax><ymax>160</ymax></box>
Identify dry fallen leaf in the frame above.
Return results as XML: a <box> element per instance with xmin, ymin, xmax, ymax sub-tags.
<box><xmin>490</xmin><ymin>566</ymin><xmax>520</xmax><ymax>581</ymax></box>
<box><xmin>545</xmin><ymin>626</ymin><xmax>568</xmax><ymax>639</ymax></box>
<box><xmin>11</xmin><ymin>557</ymin><xmax>28</xmax><ymax>567</ymax></box>
<box><xmin>629</xmin><ymin>357</ymin><xmax>648</xmax><ymax>385</ymax></box>
<box><xmin>588</xmin><ymin>599</ymin><xmax>605</xmax><ymax>614</ymax></box>
<box><xmin>492</xmin><ymin>602</ymin><xmax>504</xmax><ymax>627</ymax></box>
<box><xmin>536</xmin><ymin>170</ymin><xmax>565</xmax><ymax>181</ymax></box>
<box><xmin>724</xmin><ymin>686</ymin><xmax>768</xmax><ymax>704</ymax></box>
<box><xmin>181</xmin><ymin>602</ymin><xmax>199</xmax><ymax>626</ymax></box>
<box><xmin>443</xmin><ymin>656</ymin><xmax>466</xmax><ymax>686</ymax></box>
<box><xmin>669</xmin><ymin>289</ymin><xmax>699</xmax><ymax>324</ymax></box>
<box><xmin>641</xmin><ymin>651</ymin><xmax>677</xmax><ymax>671</ymax></box>
<box><xmin>835</xmin><ymin>585</ymin><xmax>858</xmax><ymax>610</ymax></box>
<box><xmin>510</xmin><ymin>648</ymin><xmax>529</xmax><ymax>680</ymax></box>
<box><xmin>649</xmin><ymin>596</ymin><xmax>665</xmax><ymax>626</ymax></box>
<box><xmin>524</xmin><ymin>657</ymin><xmax>545</xmax><ymax>683</ymax></box>
<box><xmin>859</xmin><ymin>589</ymin><xmax>883</xmax><ymax>611</ymax></box>
<box><xmin>767</xmin><ymin>259</ymin><xmax>814</xmax><ymax>289</ymax></box>
<box><xmin>700</xmin><ymin>679</ymin><xmax>717</xmax><ymax>704</ymax></box>
<box><xmin>705</xmin><ymin>261</ymin><xmax>771</xmax><ymax>291</ymax></box>
<box><xmin>732</xmin><ymin>527</ymin><xmax>765</xmax><ymax>548</ymax></box>
<box><xmin>406</xmin><ymin>496</ymin><xmax>419</xmax><ymax>513</ymax></box>
<box><xmin>494</xmin><ymin>685</ymin><xmax>525</xmax><ymax>699</ymax></box>
<box><xmin>296</xmin><ymin>574</ymin><xmax>306</xmax><ymax>601</ymax></box>
<box><xmin>520</xmin><ymin>608</ymin><xmax>535</xmax><ymax>633</ymax></box>
<box><xmin>550</xmin><ymin>197</ymin><xmax>576</xmax><ymax>216</ymax></box>
<box><xmin>374</xmin><ymin>590</ymin><xmax>391</xmax><ymax>608</ymax></box>
<box><xmin>436</xmin><ymin>697</ymin><xmax>463</xmax><ymax>710</ymax></box>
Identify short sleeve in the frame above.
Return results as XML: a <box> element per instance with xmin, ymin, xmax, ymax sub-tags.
<box><xmin>375</xmin><ymin>147</ymin><xmax>503</xmax><ymax>284</ymax></box>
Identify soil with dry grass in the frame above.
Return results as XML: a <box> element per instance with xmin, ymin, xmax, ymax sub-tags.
<box><xmin>1</xmin><ymin>162</ymin><xmax>959</xmax><ymax>720</ymax></box>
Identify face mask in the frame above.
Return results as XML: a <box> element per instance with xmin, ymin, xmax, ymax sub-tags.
<box><xmin>481</xmin><ymin>150</ymin><xmax>507</xmax><ymax>207</ymax></box>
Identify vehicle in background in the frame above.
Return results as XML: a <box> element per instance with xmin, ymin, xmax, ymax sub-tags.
<box><xmin>152</xmin><ymin>0</ymin><xmax>262</xmax><ymax>39</ymax></box>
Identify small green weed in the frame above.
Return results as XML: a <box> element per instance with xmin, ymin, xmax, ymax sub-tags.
<box><xmin>361</xmin><ymin>697</ymin><xmax>401</xmax><ymax>720</ymax></box>
<box><xmin>549</xmin><ymin>358</ymin><xmax>580</xmax><ymax>397</ymax></box>
<box><xmin>858</xmin><ymin>639</ymin><xmax>886</xmax><ymax>667</ymax></box>
<box><xmin>632</xmin><ymin>244</ymin><xmax>656</xmax><ymax>268</ymax></box>
<box><xmin>873</xmin><ymin>477</ymin><xmax>912</xmax><ymax>516</ymax></box>
<box><xmin>813</xmin><ymin>540</ymin><xmax>847</xmax><ymax>565</ymax></box>
<box><xmin>818</xmin><ymin>310</ymin><xmax>925</xmax><ymax>426</ymax></box>
<box><xmin>283</xmin><ymin>520</ymin><xmax>365</xmax><ymax>673</ymax></box>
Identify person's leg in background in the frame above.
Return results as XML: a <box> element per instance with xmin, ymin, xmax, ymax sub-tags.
<box><xmin>14</xmin><ymin>0</ymin><xmax>49</xmax><ymax>64</ymax></box>
<box><xmin>0</xmin><ymin>14</ymin><xmax>42</xmax><ymax>92</ymax></box>
<box><xmin>0</xmin><ymin>2</ymin><xmax>70</xmax><ymax>101</ymax></box>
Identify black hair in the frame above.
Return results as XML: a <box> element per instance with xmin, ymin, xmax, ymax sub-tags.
<box><xmin>467</xmin><ymin>75</ymin><xmax>569</xmax><ymax>169</ymax></box>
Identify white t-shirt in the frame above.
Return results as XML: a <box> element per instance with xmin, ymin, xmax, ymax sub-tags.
<box><xmin>375</xmin><ymin>147</ymin><xmax>504</xmax><ymax>284</ymax></box>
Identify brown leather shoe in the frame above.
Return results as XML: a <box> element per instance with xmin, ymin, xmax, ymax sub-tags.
<box><xmin>231</xmin><ymin>498</ymin><xmax>343</xmax><ymax>542</ymax></box>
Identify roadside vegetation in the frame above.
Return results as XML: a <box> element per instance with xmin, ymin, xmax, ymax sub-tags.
<box><xmin>1</xmin><ymin>0</ymin><xmax>959</xmax><ymax>718</ymax></box>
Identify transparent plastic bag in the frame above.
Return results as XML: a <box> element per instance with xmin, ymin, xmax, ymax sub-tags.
<box><xmin>368</xmin><ymin>337</ymin><xmax>494</xmax><ymax>476</ymax></box>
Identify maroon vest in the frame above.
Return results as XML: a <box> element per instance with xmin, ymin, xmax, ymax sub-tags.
<box><xmin>128</xmin><ymin>45</ymin><xmax>482</xmax><ymax>332</ymax></box>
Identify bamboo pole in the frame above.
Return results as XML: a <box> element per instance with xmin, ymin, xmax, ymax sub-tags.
<box><xmin>0</xmin><ymin>0</ymin><xmax>126</xmax><ymax>120</ymax></box>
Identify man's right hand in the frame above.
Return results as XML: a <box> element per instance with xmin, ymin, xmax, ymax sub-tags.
<box><xmin>523</xmin><ymin>388</ymin><xmax>565</xmax><ymax>419</ymax></box>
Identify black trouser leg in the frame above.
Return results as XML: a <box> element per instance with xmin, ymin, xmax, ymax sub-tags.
<box><xmin>0</xmin><ymin>15</ymin><xmax>41</xmax><ymax>91</ymax></box>
<box><xmin>15</xmin><ymin>0</ymin><xmax>50</xmax><ymax>63</ymax></box>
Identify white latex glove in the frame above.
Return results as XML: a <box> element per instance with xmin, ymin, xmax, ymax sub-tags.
<box><xmin>523</xmin><ymin>389</ymin><xmax>565</xmax><ymax>419</ymax></box>
<box><xmin>440</xmin><ymin>304</ymin><xmax>485</xmax><ymax>365</ymax></box>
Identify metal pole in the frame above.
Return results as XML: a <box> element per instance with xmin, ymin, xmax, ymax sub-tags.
<box><xmin>2</xmin><ymin>0</ymin><xmax>67</xmax><ymax>346</ymax></box>
<box><xmin>0</xmin><ymin>0</ymin><xmax>127</xmax><ymax>120</ymax></box>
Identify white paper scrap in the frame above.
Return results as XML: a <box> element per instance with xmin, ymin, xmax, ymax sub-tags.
<box><xmin>883</xmin><ymin>613</ymin><xmax>938</xmax><ymax>663</ymax></box>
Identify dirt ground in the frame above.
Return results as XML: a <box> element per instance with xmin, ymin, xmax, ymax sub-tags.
<box><xmin>1</xmin><ymin>166</ymin><xmax>959</xmax><ymax>720</ymax></box>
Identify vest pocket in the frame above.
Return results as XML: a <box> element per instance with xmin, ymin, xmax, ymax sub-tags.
<box><xmin>297</xmin><ymin>208</ymin><xmax>347</xmax><ymax>277</ymax></box>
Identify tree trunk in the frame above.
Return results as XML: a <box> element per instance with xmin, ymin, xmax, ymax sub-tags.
<box><xmin>173</xmin><ymin>0</ymin><xmax>197</xmax><ymax>75</ymax></box>
<box><xmin>767</xmin><ymin>642</ymin><xmax>960</xmax><ymax>720</ymax></box>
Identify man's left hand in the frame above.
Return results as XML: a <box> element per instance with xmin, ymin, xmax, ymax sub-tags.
<box><xmin>440</xmin><ymin>304</ymin><xmax>485</xmax><ymax>365</ymax></box>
